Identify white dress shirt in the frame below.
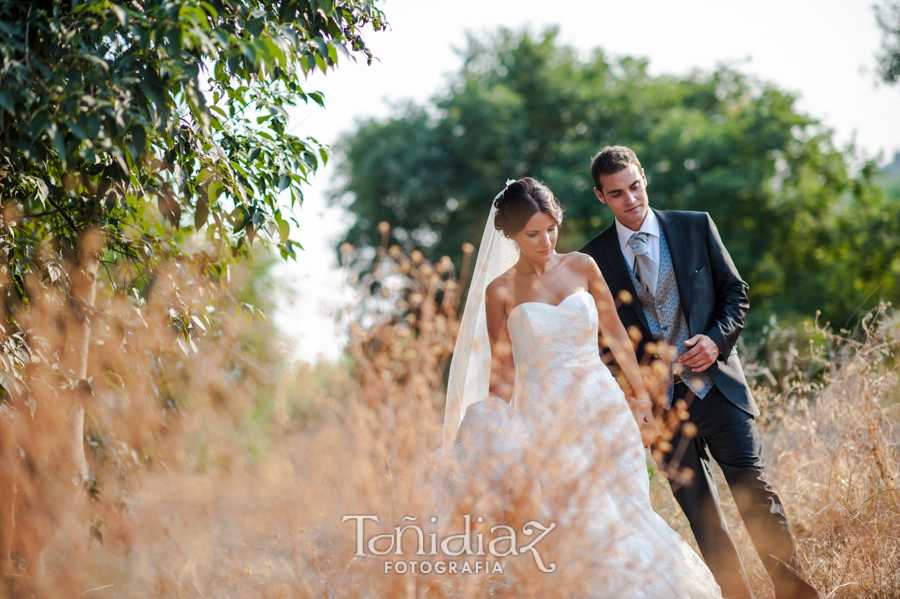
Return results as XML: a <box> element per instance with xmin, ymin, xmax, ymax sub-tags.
<box><xmin>614</xmin><ymin>208</ymin><xmax>660</xmax><ymax>271</ymax></box>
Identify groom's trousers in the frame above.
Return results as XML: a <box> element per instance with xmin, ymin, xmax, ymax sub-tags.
<box><xmin>655</xmin><ymin>383</ymin><xmax>818</xmax><ymax>599</ymax></box>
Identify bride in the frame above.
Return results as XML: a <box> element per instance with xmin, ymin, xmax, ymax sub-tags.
<box><xmin>436</xmin><ymin>177</ymin><xmax>722</xmax><ymax>598</ymax></box>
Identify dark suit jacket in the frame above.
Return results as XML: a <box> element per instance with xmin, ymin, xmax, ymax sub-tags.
<box><xmin>579</xmin><ymin>209</ymin><xmax>759</xmax><ymax>416</ymax></box>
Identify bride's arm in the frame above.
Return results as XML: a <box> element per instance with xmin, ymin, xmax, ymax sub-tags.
<box><xmin>485</xmin><ymin>281</ymin><xmax>516</xmax><ymax>403</ymax></box>
<box><xmin>577</xmin><ymin>256</ymin><xmax>649</xmax><ymax>401</ymax></box>
<box><xmin>575</xmin><ymin>255</ymin><xmax>660</xmax><ymax>444</ymax></box>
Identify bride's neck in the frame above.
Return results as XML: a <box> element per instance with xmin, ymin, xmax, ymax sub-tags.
<box><xmin>515</xmin><ymin>254</ymin><xmax>552</xmax><ymax>277</ymax></box>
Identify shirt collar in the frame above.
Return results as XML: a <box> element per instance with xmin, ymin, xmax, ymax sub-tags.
<box><xmin>614</xmin><ymin>208</ymin><xmax>659</xmax><ymax>246</ymax></box>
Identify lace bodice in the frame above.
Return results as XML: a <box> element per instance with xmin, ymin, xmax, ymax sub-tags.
<box><xmin>507</xmin><ymin>290</ymin><xmax>601</xmax><ymax>372</ymax></box>
<box><xmin>506</xmin><ymin>290</ymin><xmax>627</xmax><ymax>442</ymax></box>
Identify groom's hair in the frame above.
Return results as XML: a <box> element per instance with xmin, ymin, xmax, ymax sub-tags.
<box><xmin>590</xmin><ymin>146</ymin><xmax>642</xmax><ymax>192</ymax></box>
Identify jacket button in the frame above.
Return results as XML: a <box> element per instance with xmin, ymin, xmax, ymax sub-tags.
<box><xmin>657</xmin><ymin>304</ymin><xmax>663</xmax><ymax>310</ymax></box>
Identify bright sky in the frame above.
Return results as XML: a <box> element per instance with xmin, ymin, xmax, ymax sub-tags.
<box><xmin>273</xmin><ymin>0</ymin><xmax>900</xmax><ymax>363</ymax></box>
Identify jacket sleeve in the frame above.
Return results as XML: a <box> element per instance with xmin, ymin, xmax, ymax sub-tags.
<box><xmin>702</xmin><ymin>213</ymin><xmax>749</xmax><ymax>364</ymax></box>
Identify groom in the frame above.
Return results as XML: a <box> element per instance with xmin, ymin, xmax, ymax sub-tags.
<box><xmin>579</xmin><ymin>146</ymin><xmax>818</xmax><ymax>599</ymax></box>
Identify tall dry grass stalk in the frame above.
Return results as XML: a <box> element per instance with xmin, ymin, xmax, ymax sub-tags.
<box><xmin>646</xmin><ymin>305</ymin><xmax>900</xmax><ymax>599</ymax></box>
<box><xmin>751</xmin><ymin>306</ymin><xmax>900</xmax><ymax>598</ymax></box>
<box><xmin>1</xmin><ymin>236</ymin><xmax>897</xmax><ymax>598</ymax></box>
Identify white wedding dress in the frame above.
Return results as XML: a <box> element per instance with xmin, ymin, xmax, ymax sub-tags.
<box><xmin>498</xmin><ymin>289</ymin><xmax>722</xmax><ymax>598</ymax></box>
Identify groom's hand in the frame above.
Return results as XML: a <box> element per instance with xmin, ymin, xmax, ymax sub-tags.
<box><xmin>679</xmin><ymin>334</ymin><xmax>718</xmax><ymax>372</ymax></box>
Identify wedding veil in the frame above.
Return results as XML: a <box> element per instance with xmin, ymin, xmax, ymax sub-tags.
<box><xmin>442</xmin><ymin>183</ymin><xmax>521</xmax><ymax>447</ymax></box>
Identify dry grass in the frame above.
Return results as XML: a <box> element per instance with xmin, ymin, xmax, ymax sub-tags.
<box><xmin>1</xmin><ymin>247</ymin><xmax>898</xmax><ymax>599</ymax></box>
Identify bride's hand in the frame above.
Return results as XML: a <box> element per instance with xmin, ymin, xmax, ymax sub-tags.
<box><xmin>627</xmin><ymin>397</ymin><xmax>662</xmax><ymax>448</ymax></box>
<box><xmin>638</xmin><ymin>410</ymin><xmax>662</xmax><ymax>448</ymax></box>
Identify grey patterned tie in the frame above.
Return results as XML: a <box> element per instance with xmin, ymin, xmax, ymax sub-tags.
<box><xmin>628</xmin><ymin>232</ymin><xmax>658</xmax><ymax>296</ymax></box>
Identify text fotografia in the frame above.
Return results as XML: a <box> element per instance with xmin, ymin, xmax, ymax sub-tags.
<box><xmin>386</xmin><ymin>559</ymin><xmax>502</xmax><ymax>575</ymax></box>
<box><xmin>342</xmin><ymin>514</ymin><xmax>557</xmax><ymax>574</ymax></box>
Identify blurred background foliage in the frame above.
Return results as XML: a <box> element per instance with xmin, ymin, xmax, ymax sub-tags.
<box><xmin>335</xmin><ymin>28</ymin><xmax>900</xmax><ymax>333</ymax></box>
<box><xmin>875</xmin><ymin>0</ymin><xmax>900</xmax><ymax>86</ymax></box>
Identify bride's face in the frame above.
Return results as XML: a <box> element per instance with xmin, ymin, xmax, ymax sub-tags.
<box><xmin>513</xmin><ymin>211</ymin><xmax>558</xmax><ymax>263</ymax></box>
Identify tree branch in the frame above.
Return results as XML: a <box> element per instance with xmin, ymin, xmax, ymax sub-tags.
<box><xmin>22</xmin><ymin>209</ymin><xmax>59</xmax><ymax>219</ymax></box>
<box><xmin>99</xmin><ymin>259</ymin><xmax>117</xmax><ymax>292</ymax></box>
<box><xmin>46</xmin><ymin>196</ymin><xmax>79</xmax><ymax>233</ymax></box>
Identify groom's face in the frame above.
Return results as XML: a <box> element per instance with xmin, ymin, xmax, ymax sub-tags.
<box><xmin>595</xmin><ymin>164</ymin><xmax>649</xmax><ymax>231</ymax></box>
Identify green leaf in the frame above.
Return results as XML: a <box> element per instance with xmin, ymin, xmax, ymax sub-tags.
<box><xmin>190</xmin><ymin>314</ymin><xmax>207</xmax><ymax>332</ymax></box>
<box><xmin>110</xmin><ymin>5</ymin><xmax>127</xmax><ymax>27</ymax></box>
<box><xmin>133</xmin><ymin>125</ymin><xmax>147</xmax><ymax>151</ymax></box>
<box><xmin>290</xmin><ymin>186</ymin><xmax>303</xmax><ymax>207</ymax></box>
<box><xmin>207</xmin><ymin>179</ymin><xmax>223</xmax><ymax>203</ymax></box>
<box><xmin>104</xmin><ymin>189</ymin><xmax>118</xmax><ymax>212</ymax></box>
<box><xmin>195</xmin><ymin>194</ymin><xmax>209</xmax><ymax>230</ymax></box>
<box><xmin>198</xmin><ymin>1</ymin><xmax>219</xmax><ymax>20</ymax></box>
<box><xmin>103</xmin><ymin>371</ymin><xmax>126</xmax><ymax>394</ymax></box>
<box><xmin>315</xmin><ymin>38</ymin><xmax>329</xmax><ymax>59</ymax></box>
<box><xmin>0</xmin><ymin>90</ymin><xmax>13</xmax><ymax>112</ymax></box>
<box><xmin>173</xmin><ymin>163</ymin><xmax>185</xmax><ymax>190</ymax></box>
<box><xmin>34</xmin><ymin>178</ymin><xmax>49</xmax><ymax>207</ymax></box>
<box><xmin>69</xmin><ymin>119</ymin><xmax>87</xmax><ymax>140</ymax></box>
<box><xmin>157</xmin><ymin>190</ymin><xmax>182</xmax><ymax>229</ymax></box>
<box><xmin>246</xmin><ymin>18</ymin><xmax>264</xmax><ymax>38</ymax></box>
<box><xmin>80</xmin><ymin>54</ymin><xmax>110</xmax><ymax>71</ymax></box>
<box><xmin>113</xmin><ymin>152</ymin><xmax>129</xmax><ymax>177</ymax></box>
<box><xmin>49</xmin><ymin>124</ymin><xmax>67</xmax><ymax>167</ymax></box>
<box><xmin>333</xmin><ymin>42</ymin><xmax>350</xmax><ymax>60</ymax></box>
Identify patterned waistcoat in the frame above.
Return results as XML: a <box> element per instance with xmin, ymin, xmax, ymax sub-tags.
<box><xmin>625</xmin><ymin>230</ymin><xmax>713</xmax><ymax>406</ymax></box>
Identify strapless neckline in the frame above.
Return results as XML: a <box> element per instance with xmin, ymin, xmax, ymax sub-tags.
<box><xmin>508</xmin><ymin>289</ymin><xmax>591</xmax><ymax>319</ymax></box>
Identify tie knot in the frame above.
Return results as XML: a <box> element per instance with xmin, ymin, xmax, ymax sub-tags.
<box><xmin>628</xmin><ymin>232</ymin><xmax>651</xmax><ymax>255</ymax></box>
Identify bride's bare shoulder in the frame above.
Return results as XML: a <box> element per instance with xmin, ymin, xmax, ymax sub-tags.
<box><xmin>486</xmin><ymin>270</ymin><xmax>516</xmax><ymax>302</ymax></box>
<box><xmin>557</xmin><ymin>251</ymin><xmax>598</xmax><ymax>272</ymax></box>
<box><xmin>557</xmin><ymin>252</ymin><xmax>606</xmax><ymax>288</ymax></box>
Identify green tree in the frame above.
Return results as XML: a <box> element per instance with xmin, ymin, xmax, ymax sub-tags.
<box><xmin>335</xmin><ymin>28</ymin><xmax>900</xmax><ymax>330</ymax></box>
<box><xmin>875</xmin><ymin>0</ymin><xmax>900</xmax><ymax>86</ymax></box>
<box><xmin>0</xmin><ymin>0</ymin><xmax>384</xmax><ymax>583</ymax></box>
<box><xmin>878</xmin><ymin>152</ymin><xmax>900</xmax><ymax>199</ymax></box>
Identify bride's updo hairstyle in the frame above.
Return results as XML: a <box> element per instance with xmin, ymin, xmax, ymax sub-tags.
<box><xmin>493</xmin><ymin>177</ymin><xmax>564</xmax><ymax>239</ymax></box>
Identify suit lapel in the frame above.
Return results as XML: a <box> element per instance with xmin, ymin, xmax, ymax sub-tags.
<box><xmin>597</xmin><ymin>225</ymin><xmax>651</xmax><ymax>335</ymax></box>
<box><xmin>656</xmin><ymin>210</ymin><xmax>692</xmax><ymax>316</ymax></box>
